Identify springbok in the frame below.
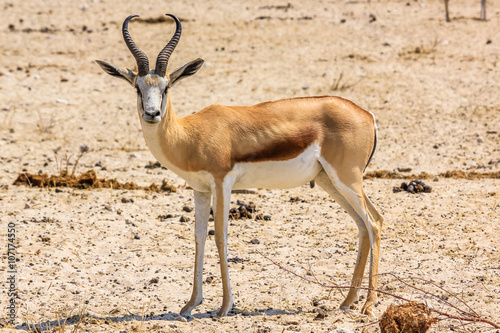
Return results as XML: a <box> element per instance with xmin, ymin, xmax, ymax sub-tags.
<box><xmin>96</xmin><ymin>14</ymin><xmax>384</xmax><ymax>317</ymax></box>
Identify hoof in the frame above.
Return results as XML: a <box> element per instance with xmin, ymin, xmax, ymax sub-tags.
<box><xmin>179</xmin><ymin>313</ymin><xmax>193</xmax><ymax>321</ymax></box>
<box><xmin>361</xmin><ymin>303</ymin><xmax>374</xmax><ymax>316</ymax></box>
<box><xmin>216</xmin><ymin>303</ymin><xmax>234</xmax><ymax>317</ymax></box>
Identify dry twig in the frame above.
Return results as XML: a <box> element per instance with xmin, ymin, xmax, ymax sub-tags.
<box><xmin>256</xmin><ymin>250</ymin><xmax>500</xmax><ymax>329</ymax></box>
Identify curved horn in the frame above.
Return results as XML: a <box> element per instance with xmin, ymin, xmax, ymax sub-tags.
<box><xmin>155</xmin><ymin>14</ymin><xmax>182</xmax><ymax>77</ymax></box>
<box><xmin>122</xmin><ymin>15</ymin><xmax>149</xmax><ymax>76</ymax></box>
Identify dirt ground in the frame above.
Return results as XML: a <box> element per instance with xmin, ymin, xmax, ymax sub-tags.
<box><xmin>1</xmin><ymin>0</ymin><xmax>499</xmax><ymax>332</ymax></box>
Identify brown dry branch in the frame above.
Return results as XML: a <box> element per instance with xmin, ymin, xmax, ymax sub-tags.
<box><xmin>256</xmin><ymin>250</ymin><xmax>500</xmax><ymax>330</ymax></box>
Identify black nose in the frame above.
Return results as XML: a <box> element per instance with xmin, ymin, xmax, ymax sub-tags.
<box><xmin>145</xmin><ymin>110</ymin><xmax>161</xmax><ymax>118</ymax></box>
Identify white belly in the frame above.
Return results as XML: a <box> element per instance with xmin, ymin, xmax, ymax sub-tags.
<box><xmin>231</xmin><ymin>143</ymin><xmax>322</xmax><ymax>190</ymax></box>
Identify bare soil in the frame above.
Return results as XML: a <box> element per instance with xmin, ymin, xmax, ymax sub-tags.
<box><xmin>1</xmin><ymin>0</ymin><xmax>499</xmax><ymax>332</ymax></box>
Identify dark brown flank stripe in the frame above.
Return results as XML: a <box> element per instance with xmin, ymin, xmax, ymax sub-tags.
<box><xmin>234</xmin><ymin>128</ymin><xmax>318</xmax><ymax>163</ymax></box>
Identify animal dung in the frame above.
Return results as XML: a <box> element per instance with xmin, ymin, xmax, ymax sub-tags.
<box><xmin>179</xmin><ymin>215</ymin><xmax>190</xmax><ymax>223</ymax></box>
<box><xmin>379</xmin><ymin>302</ymin><xmax>437</xmax><ymax>333</ymax></box>
<box><xmin>229</xmin><ymin>201</ymin><xmax>256</xmax><ymax>220</ymax></box>
<box><xmin>393</xmin><ymin>179</ymin><xmax>432</xmax><ymax>194</ymax></box>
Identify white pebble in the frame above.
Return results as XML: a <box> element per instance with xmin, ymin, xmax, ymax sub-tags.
<box><xmin>336</xmin><ymin>328</ymin><xmax>354</xmax><ymax>333</ymax></box>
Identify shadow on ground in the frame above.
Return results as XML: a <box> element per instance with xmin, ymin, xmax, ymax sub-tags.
<box><xmin>16</xmin><ymin>307</ymin><xmax>299</xmax><ymax>331</ymax></box>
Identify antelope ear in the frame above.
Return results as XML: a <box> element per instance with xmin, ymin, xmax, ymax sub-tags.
<box><xmin>95</xmin><ymin>60</ymin><xmax>136</xmax><ymax>85</ymax></box>
<box><xmin>169</xmin><ymin>58</ymin><xmax>205</xmax><ymax>87</ymax></box>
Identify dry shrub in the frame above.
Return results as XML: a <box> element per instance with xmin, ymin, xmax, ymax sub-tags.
<box><xmin>379</xmin><ymin>302</ymin><xmax>437</xmax><ymax>333</ymax></box>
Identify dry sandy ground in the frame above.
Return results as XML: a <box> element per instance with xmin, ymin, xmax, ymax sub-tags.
<box><xmin>1</xmin><ymin>0</ymin><xmax>499</xmax><ymax>332</ymax></box>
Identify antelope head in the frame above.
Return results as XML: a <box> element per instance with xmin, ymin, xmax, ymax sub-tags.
<box><xmin>96</xmin><ymin>14</ymin><xmax>204</xmax><ymax>124</ymax></box>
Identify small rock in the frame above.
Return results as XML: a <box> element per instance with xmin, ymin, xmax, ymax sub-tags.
<box><xmin>179</xmin><ymin>215</ymin><xmax>190</xmax><ymax>222</ymax></box>
<box><xmin>313</xmin><ymin>308</ymin><xmax>327</xmax><ymax>320</ymax></box>
<box><xmin>208</xmin><ymin>229</ymin><xmax>215</xmax><ymax>236</ymax></box>
<box><xmin>335</xmin><ymin>328</ymin><xmax>354</xmax><ymax>333</ymax></box>
<box><xmin>263</xmin><ymin>215</ymin><xmax>272</xmax><ymax>221</ymax></box>
<box><xmin>157</xmin><ymin>215</ymin><xmax>169</xmax><ymax>221</ymax></box>
<box><xmin>433</xmin><ymin>176</ymin><xmax>439</xmax><ymax>182</ymax></box>
<box><xmin>149</xmin><ymin>277</ymin><xmax>159</xmax><ymax>284</ymax></box>
<box><xmin>250</xmin><ymin>238</ymin><xmax>260</xmax><ymax>244</ymax></box>
<box><xmin>182</xmin><ymin>206</ymin><xmax>193</xmax><ymax>213</ymax></box>
<box><xmin>56</xmin><ymin>98</ymin><xmax>69</xmax><ymax>104</ymax></box>
<box><xmin>134</xmin><ymin>234</ymin><xmax>140</xmax><ymax>240</ymax></box>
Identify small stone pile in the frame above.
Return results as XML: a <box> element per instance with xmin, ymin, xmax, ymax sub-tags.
<box><xmin>393</xmin><ymin>179</ymin><xmax>432</xmax><ymax>194</ymax></box>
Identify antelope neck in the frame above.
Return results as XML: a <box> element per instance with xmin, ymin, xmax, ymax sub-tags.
<box><xmin>141</xmin><ymin>98</ymin><xmax>185</xmax><ymax>167</ymax></box>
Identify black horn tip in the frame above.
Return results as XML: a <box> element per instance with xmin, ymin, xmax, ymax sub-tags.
<box><xmin>165</xmin><ymin>13</ymin><xmax>180</xmax><ymax>22</ymax></box>
<box><xmin>123</xmin><ymin>14</ymin><xmax>140</xmax><ymax>26</ymax></box>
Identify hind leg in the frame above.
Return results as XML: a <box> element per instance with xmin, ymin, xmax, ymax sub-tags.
<box><xmin>315</xmin><ymin>164</ymin><xmax>383</xmax><ymax>315</ymax></box>
<box><xmin>361</xmin><ymin>191</ymin><xmax>384</xmax><ymax>314</ymax></box>
<box><xmin>314</xmin><ymin>171</ymin><xmax>369</xmax><ymax>308</ymax></box>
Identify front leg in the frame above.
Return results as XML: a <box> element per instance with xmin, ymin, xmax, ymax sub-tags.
<box><xmin>180</xmin><ymin>190</ymin><xmax>211</xmax><ymax>317</ymax></box>
<box><xmin>213</xmin><ymin>180</ymin><xmax>234</xmax><ymax>316</ymax></box>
